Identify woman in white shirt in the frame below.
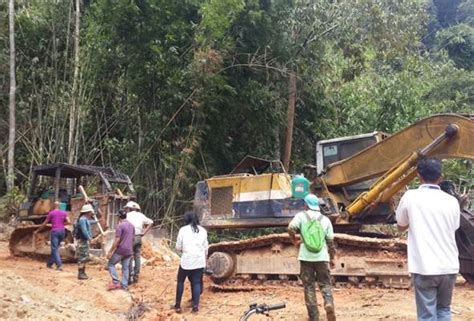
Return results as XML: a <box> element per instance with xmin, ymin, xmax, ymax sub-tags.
<box><xmin>173</xmin><ymin>212</ymin><xmax>208</xmax><ymax>313</ymax></box>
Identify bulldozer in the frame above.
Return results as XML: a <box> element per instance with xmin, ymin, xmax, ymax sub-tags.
<box><xmin>196</xmin><ymin>113</ymin><xmax>474</xmax><ymax>289</ymax></box>
<box><xmin>9</xmin><ymin>163</ymin><xmax>136</xmax><ymax>260</ymax></box>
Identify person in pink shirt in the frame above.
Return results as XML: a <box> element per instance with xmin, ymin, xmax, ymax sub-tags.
<box><xmin>35</xmin><ymin>201</ymin><xmax>70</xmax><ymax>270</ymax></box>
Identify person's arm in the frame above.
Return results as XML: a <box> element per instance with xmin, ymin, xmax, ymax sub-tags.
<box><xmin>396</xmin><ymin>194</ymin><xmax>409</xmax><ymax>232</ymax></box>
<box><xmin>64</xmin><ymin>214</ymin><xmax>71</xmax><ymax>226</ymax></box>
<box><xmin>203</xmin><ymin>229</ymin><xmax>209</xmax><ymax>258</ymax></box>
<box><xmin>141</xmin><ymin>214</ymin><xmax>154</xmax><ymax>236</ymax></box>
<box><xmin>79</xmin><ymin>218</ymin><xmax>92</xmax><ymax>240</ymax></box>
<box><xmin>107</xmin><ymin>236</ymin><xmax>120</xmax><ymax>259</ymax></box>
<box><xmin>176</xmin><ymin>228</ymin><xmax>183</xmax><ymax>254</ymax></box>
<box><xmin>35</xmin><ymin>213</ymin><xmax>51</xmax><ymax>234</ymax></box>
<box><xmin>325</xmin><ymin>219</ymin><xmax>336</xmax><ymax>268</ymax></box>
<box><xmin>288</xmin><ymin>215</ymin><xmax>301</xmax><ymax>247</ymax></box>
<box><xmin>107</xmin><ymin>226</ymin><xmax>123</xmax><ymax>259</ymax></box>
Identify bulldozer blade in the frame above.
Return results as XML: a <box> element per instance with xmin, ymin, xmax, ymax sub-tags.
<box><xmin>9</xmin><ymin>225</ymin><xmax>75</xmax><ymax>262</ymax></box>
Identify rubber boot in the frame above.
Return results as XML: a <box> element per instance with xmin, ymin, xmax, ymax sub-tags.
<box><xmin>78</xmin><ymin>267</ymin><xmax>89</xmax><ymax>280</ymax></box>
<box><xmin>324</xmin><ymin>297</ymin><xmax>336</xmax><ymax>321</ymax></box>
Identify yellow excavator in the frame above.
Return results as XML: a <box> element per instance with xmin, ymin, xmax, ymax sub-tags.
<box><xmin>195</xmin><ymin>113</ymin><xmax>474</xmax><ymax>288</ymax></box>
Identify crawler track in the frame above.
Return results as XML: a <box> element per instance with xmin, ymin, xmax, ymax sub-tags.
<box><xmin>208</xmin><ymin>233</ymin><xmax>410</xmax><ymax>291</ymax></box>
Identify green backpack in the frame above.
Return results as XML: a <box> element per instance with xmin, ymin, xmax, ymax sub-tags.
<box><xmin>300</xmin><ymin>211</ymin><xmax>326</xmax><ymax>253</ymax></box>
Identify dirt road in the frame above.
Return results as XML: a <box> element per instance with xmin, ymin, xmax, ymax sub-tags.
<box><xmin>1</xmin><ymin>240</ymin><xmax>473</xmax><ymax>321</ymax></box>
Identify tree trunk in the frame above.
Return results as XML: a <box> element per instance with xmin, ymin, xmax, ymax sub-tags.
<box><xmin>282</xmin><ymin>72</ymin><xmax>297</xmax><ymax>172</ymax></box>
<box><xmin>7</xmin><ymin>0</ymin><xmax>16</xmax><ymax>192</ymax></box>
<box><xmin>68</xmin><ymin>0</ymin><xmax>80</xmax><ymax>164</ymax></box>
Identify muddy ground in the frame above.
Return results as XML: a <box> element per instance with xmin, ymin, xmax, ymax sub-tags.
<box><xmin>0</xmin><ymin>240</ymin><xmax>473</xmax><ymax>321</ymax></box>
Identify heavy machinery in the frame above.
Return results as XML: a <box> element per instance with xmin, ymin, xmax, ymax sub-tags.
<box><xmin>9</xmin><ymin>163</ymin><xmax>135</xmax><ymax>260</ymax></box>
<box><xmin>195</xmin><ymin>113</ymin><xmax>474</xmax><ymax>288</ymax></box>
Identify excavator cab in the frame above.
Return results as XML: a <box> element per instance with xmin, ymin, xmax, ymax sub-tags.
<box><xmin>196</xmin><ymin>156</ymin><xmax>306</xmax><ymax>229</ymax></box>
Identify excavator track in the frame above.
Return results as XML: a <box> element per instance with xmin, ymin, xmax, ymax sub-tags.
<box><xmin>457</xmin><ymin>208</ymin><xmax>474</xmax><ymax>283</ymax></box>
<box><xmin>207</xmin><ymin>233</ymin><xmax>410</xmax><ymax>291</ymax></box>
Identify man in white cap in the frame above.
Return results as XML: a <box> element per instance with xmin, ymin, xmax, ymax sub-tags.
<box><xmin>124</xmin><ymin>201</ymin><xmax>153</xmax><ymax>284</ymax></box>
<box><xmin>288</xmin><ymin>193</ymin><xmax>336</xmax><ymax>321</ymax></box>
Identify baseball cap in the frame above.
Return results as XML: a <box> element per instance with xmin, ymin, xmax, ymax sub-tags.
<box><xmin>304</xmin><ymin>194</ymin><xmax>320</xmax><ymax>210</ymax></box>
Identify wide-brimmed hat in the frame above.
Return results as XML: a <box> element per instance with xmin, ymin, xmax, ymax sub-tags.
<box><xmin>80</xmin><ymin>204</ymin><xmax>94</xmax><ymax>213</ymax></box>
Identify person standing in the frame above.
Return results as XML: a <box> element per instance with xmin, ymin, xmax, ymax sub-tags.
<box><xmin>106</xmin><ymin>210</ymin><xmax>135</xmax><ymax>291</ymax></box>
<box><xmin>124</xmin><ymin>201</ymin><xmax>153</xmax><ymax>284</ymax></box>
<box><xmin>75</xmin><ymin>204</ymin><xmax>96</xmax><ymax>280</ymax></box>
<box><xmin>396</xmin><ymin>157</ymin><xmax>460</xmax><ymax>321</ymax></box>
<box><xmin>288</xmin><ymin>194</ymin><xmax>336</xmax><ymax>321</ymax></box>
<box><xmin>173</xmin><ymin>212</ymin><xmax>208</xmax><ymax>314</ymax></box>
<box><xmin>34</xmin><ymin>201</ymin><xmax>70</xmax><ymax>271</ymax></box>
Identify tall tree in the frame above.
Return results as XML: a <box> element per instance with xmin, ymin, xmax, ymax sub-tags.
<box><xmin>68</xmin><ymin>0</ymin><xmax>81</xmax><ymax>164</ymax></box>
<box><xmin>7</xmin><ymin>0</ymin><xmax>16</xmax><ymax>192</ymax></box>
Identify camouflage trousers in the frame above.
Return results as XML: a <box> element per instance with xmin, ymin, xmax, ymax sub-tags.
<box><xmin>76</xmin><ymin>239</ymin><xmax>90</xmax><ymax>268</ymax></box>
<box><xmin>300</xmin><ymin>260</ymin><xmax>334</xmax><ymax>321</ymax></box>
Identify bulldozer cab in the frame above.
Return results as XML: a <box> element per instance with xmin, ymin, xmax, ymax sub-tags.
<box><xmin>11</xmin><ymin>163</ymin><xmax>136</xmax><ymax>261</ymax></box>
<box><xmin>18</xmin><ymin>163</ymin><xmax>135</xmax><ymax>229</ymax></box>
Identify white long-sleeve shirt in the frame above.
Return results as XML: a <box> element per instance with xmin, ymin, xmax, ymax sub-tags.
<box><xmin>176</xmin><ymin>225</ymin><xmax>208</xmax><ymax>270</ymax></box>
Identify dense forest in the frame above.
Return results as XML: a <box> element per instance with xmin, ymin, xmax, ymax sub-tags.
<box><xmin>0</xmin><ymin>0</ymin><xmax>473</xmax><ymax>226</ymax></box>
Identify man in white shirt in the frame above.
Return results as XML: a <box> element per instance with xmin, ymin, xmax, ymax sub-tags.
<box><xmin>124</xmin><ymin>201</ymin><xmax>153</xmax><ymax>284</ymax></box>
<box><xmin>396</xmin><ymin>157</ymin><xmax>460</xmax><ymax>321</ymax></box>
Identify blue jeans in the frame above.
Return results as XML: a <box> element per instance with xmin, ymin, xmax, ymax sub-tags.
<box><xmin>412</xmin><ymin>273</ymin><xmax>456</xmax><ymax>321</ymax></box>
<box><xmin>108</xmin><ymin>253</ymin><xmax>132</xmax><ymax>289</ymax></box>
<box><xmin>47</xmin><ymin>230</ymin><xmax>65</xmax><ymax>268</ymax></box>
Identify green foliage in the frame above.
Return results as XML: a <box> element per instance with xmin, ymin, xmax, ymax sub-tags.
<box><xmin>1</xmin><ymin>0</ymin><xmax>473</xmax><ymax>235</ymax></box>
<box><xmin>436</xmin><ymin>23</ymin><xmax>474</xmax><ymax>70</ymax></box>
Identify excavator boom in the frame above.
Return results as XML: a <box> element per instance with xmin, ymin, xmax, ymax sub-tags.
<box><xmin>323</xmin><ymin>114</ymin><xmax>474</xmax><ymax>187</ymax></box>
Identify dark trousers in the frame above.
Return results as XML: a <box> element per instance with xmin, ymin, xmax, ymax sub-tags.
<box><xmin>47</xmin><ymin>230</ymin><xmax>65</xmax><ymax>268</ymax></box>
<box><xmin>129</xmin><ymin>235</ymin><xmax>142</xmax><ymax>280</ymax></box>
<box><xmin>175</xmin><ymin>266</ymin><xmax>204</xmax><ymax>308</ymax></box>
<box><xmin>412</xmin><ymin>273</ymin><xmax>456</xmax><ymax>321</ymax></box>
<box><xmin>300</xmin><ymin>260</ymin><xmax>334</xmax><ymax>321</ymax></box>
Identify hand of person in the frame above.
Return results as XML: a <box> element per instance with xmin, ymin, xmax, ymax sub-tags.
<box><xmin>293</xmin><ymin>239</ymin><xmax>301</xmax><ymax>247</ymax></box>
<box><xmin>329</xmin><ymin>259</ymin><xmax>336</xmax><ymax>269</ymax></box>
<box><xmin>106</xmin><ymin>251</ymin><xmax>112</xmax><ymax>260</ymax></box>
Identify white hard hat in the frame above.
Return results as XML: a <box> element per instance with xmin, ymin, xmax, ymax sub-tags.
<box><xmin>125</xmin><ymin>201</ymin><xmax>140</xmax><ymax>211</ymax></box>
<box><xmin>80</xmin><ymin>204</ymin><xmax>94</xmax><ymax>213</ymax></box>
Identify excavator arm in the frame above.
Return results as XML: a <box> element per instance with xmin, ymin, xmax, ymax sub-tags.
<box><xmin>323</xmin><ymin>114</ymin><xmax>474</xmax><ymax>188</ymax></box>
<box><xmin>321</xmin><ymin>113</ymin><xmax>474</xmax><ymax>283</ymax></box>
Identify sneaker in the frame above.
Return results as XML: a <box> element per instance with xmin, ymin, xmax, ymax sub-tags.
<box><xmin>192</xmin><ymin>306</ymin><xmax>199</xmax><ymax>313</ymax></box>
<box><xmin>106</xmin><ymin>282</ymin><xmax>121</xmax><ymax>291</ymax></box>
<box><xmin>56</xmin><ymin>267</ymin><xmax>63</xmax><ymax>271</ymax></box>
<box><xmin>174</xmin><ymin>306</ymin><xmax>182</xmax><ymax>314</ymax></box>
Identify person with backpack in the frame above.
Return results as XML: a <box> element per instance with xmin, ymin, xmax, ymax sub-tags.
<box><xmin>74</xmin><ymin>204</ymin><xmax>97</xmax><ymax>280</ymax></box>
<box><xmin>288</xmin><ymin>193</ymin><xmax>336</xmax><ymax>321</ymax></box>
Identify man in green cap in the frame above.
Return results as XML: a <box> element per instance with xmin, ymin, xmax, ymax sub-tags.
<box><xmin>288</xmin><ymin>193</ymin><xmax>337</xmax><ymax>321</ymax></box>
